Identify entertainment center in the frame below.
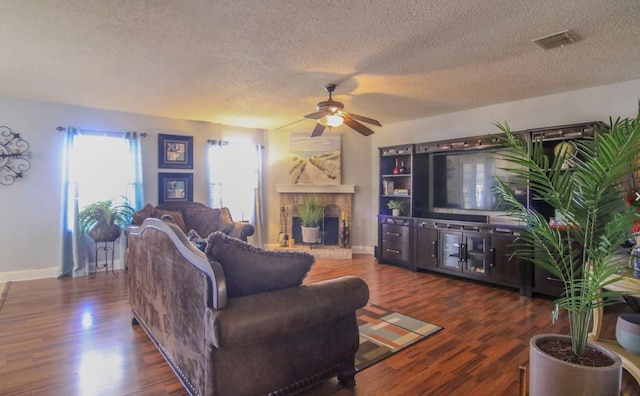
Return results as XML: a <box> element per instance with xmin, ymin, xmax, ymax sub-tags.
<box><xmin>377</xmin><ymin>122</ymin><xmax>598</xmax><ymax>296</ymax></box>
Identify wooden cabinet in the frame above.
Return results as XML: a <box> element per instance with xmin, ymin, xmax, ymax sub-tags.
<box><xmin>489</xmin><ymin>231</ymin><xmax>524</xmax><ymax>290</ymax></box>
<box><xmin>379</xmin><ymin>217</ymin><xmax>412</xmax><ymax>269</ymax></box>
<box><xmin>439</xmin><ymin>229</ymin><xmax>489</xmax><ymax>276</ymax></box>
<box><xmin>412</xmin><ymin>221</ymin><xmax>526</xmax><ymax>293</ymax></box>
<box><xmin>415</xmin><ymin>221</ymin><xmax>438</xmax><ymax>270</ymax></box>
<box><xmin>530</xmin><ymin>264</ymin><xmax>564</xmax><ymax>297</ymax></box>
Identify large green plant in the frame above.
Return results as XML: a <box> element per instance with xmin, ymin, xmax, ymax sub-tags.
<box><xmin>298</xmin><ymin>194</ymin><xmax>324</xmax><ymax>227</ymax></box>
<box><xmin>78</xmin><ymin>198</ymin><xmax>135</xmax><ymax>234</ymax></box>
<box><xmin>494</xmin><ymin>108</ymin><xmax>640</xmax><ymax>357</ymax></box>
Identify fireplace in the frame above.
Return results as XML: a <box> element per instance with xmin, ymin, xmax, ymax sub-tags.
<box><xmin>291</xmin><ymin>204</ymin><xmax>341</xmax><ymax>245</ymax></box>
<box><xmin>277</xmin><ymin>184</ymin><xmax>354</xmax><ymax>258</ymax></box>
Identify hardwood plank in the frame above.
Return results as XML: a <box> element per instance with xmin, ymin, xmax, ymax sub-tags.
<box><xmin>0</xmin><ymin>255</ymin><xmax>637</xmax><ymax>395</ymax></box>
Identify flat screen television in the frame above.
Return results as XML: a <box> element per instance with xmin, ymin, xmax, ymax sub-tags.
<box><xmin>432</xmin><ymin>148</ymin><xmax>526</xmax><ymax>213</ymax></box>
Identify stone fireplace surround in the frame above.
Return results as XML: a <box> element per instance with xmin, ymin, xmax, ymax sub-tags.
<box><xmin>275</xmin><ymin>184</ymin><xmax>354</xmax><ymax>259</ymax></box>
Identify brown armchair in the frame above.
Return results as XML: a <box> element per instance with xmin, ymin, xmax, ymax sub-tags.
<box><xmin>126</xmin><ymin>218</ymin><xmax>369</xmax><ymax>396</ymax></box>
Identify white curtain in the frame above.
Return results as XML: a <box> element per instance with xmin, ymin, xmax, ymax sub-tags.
<box><xmin>208</xmin><ymin>141</ymin><xmax>264</xmax><ymax>246</ymax></box>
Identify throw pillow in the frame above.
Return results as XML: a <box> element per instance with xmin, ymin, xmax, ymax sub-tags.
<box><xmin>187</xmin><ymin>229</ymin><xmax>207</xmax><ymax>252</ymax></box>
<box><xmin>153</xmin><ymin>208</ymin><xmax>188</xmax><ymax>234</ymax></box>
<box><xmin>204</xmin><ymin>231</ymin><xmax>314</xmax><ymax>298</ymax></box>
<box><xmin>132</xmin><ymin>203</ymin><xmax>154</xmax><ymax>225</ymax></box>
<box><xmin>218</xmin><ymin>207</ymin><xmax>235</xmax><ymax>234</ymax></box>
<box><xmin>183</xmin><ymin>207</ymin><xmax>221</xmax><ymax>237</ymax></box>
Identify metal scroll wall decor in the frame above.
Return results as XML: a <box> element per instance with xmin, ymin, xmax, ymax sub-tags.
<box><xmin>0</xmin><ymin>126</ymin><xmax>31</xmax><ymax>185</ymax></box>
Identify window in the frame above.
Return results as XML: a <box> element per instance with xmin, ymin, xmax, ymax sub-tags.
<box><xmin>208</xmin><ymin>142</ymin><xmax>261</xmax><ymax>222</ymax></box>
<box><xmin>74</xmin><ymin>135</ymin><xmax>135</xmax><ymax>206</ymax></box>
<box><xmin>63</xmin><ymin>131</ymin><xmax>142</xmax><ymax>229</ymax></box>
<box><xmin>60</xmin><ymin>128</ymin><xmax>143</xmax><ymax>277</ymax></box>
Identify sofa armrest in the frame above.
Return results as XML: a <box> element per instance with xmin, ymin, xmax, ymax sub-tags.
<box><xmin>206</xmin><ymin>276</ymin><xmax>369</xmax><ymax>349</ymax></box>
<box><xmin>227</xmin><ymin>221</ymin><xmax>255</xmax><ymax>241</ymax></box>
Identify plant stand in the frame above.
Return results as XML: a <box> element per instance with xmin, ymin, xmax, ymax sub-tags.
<box><xmin>591</xmin><ymin>267</ymin><xmax>640</xmax><ymax>384</ymax></box>
<box><xmin>90</xmin><ymin>239</ymin><xmax>119</xmax><ymax>278</ymax></box>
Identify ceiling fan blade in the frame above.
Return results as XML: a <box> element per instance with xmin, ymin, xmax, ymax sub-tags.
<box><xmin>343</xmin><ymin>117</ymin><xmax>374</xmax><ymax>136</ymax></box>
<box><xmin>346</xmin><ymin>112</ymin><xmax>382</xmax><ymax>127</ymax></box>
<box><xmin>310</xmin><ymin>123</ymin><xmax>326</xmax><ymax>137</ymax></box>
<box><xmin>304</xmin><ymin>110</ymin><xmax>331</xmax><ymax>120</ymax></box>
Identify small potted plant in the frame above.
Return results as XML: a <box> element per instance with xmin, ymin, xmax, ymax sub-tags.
<box><xmin>298</xmin><ymin>194</ymin><xmax>324</xmax><ymax>243</ymax></box>
<box><xmin>387</xmin><ymin>199</ymin><xmax>405</xmax><ymax>216</ymax></box>
<box><xmin>78</xmin><ymin>198</ymin><xmax>135</xmax><ymax>242</ymax></box>
<box><xmin>494</xmin><ymin>107</ymin><xmax>640</xmax><ymax>396</ymax></box>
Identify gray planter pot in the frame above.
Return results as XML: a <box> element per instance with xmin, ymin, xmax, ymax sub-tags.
<box><xmin>529</xmin><ymin>334</ymin><xmax>622</xmax><ymax>396</ymax></box>
<box><xmin>301</xmin><ymin>226</ymin><xmax>320</xmax><ymax>244</ymax></box>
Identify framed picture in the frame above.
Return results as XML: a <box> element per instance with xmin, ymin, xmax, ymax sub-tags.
<box><xmin>158</xmin><ymin>172</ymin><xmax>193</xmax><ymax>203</ymax></box>
<box><xmin>158</xmin><ymin>134</ymin><xmax>193</xmax><ymax>169</ymax></box>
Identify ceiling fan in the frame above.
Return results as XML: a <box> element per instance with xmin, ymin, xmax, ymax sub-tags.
<box><xmin>304</xmin><ymin>84</ymin><xmax>381</xmax><ymax>137</ymax></box>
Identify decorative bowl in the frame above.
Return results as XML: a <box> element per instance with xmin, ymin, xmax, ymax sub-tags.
<box><xmin>616</xmin><ymin>313</ymin><xmax>640</xmax><ymax>355</ymax></box>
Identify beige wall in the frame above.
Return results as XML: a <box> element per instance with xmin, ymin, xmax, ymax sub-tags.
<box><xmin>0</xmin><ymin>97</ymin><xmax>263</xmax><ymax>278</ymax></box>
<box><xmin>264</xmin><ymin>128</ymin><xmax>372</xmax><ymax>251</ymax></box>
<box><xmin>2</xmin><ymin>78</ymin><xmax>639</xmax><ymax>280</ymax></box>
<box><xmin>369</xmin><ymin>79</ymin><xmax>640</xmax><ymax>245</ymax></box>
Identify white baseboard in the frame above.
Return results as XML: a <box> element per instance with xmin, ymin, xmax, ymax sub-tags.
<box><xmin>0</xmin><ymin>260</ymin><xmax>124</xmax><ymax>283</ymax></box>
<box><xmin>0</xmin><ymin>266</ymin><xmax>59</xmax><ymax>283</ymax></box>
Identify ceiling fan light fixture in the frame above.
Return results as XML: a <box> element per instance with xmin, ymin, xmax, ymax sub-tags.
<box><xmin>319</xmin><ymin>114</ymin><xmax>344</xmax><ymax>127</ymax></box>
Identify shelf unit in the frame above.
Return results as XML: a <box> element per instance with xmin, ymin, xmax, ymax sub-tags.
<box><xmin>379</xmin><ymin>144</ymin><xmax>413</xmax><ymax>216</ymax></box>
<box><xmin>376</xmin><ymin>122</ymin><xmax>598</xmax><ymax>297</ymax></box>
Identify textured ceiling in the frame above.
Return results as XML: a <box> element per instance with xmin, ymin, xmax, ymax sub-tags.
<box><xmin>1</xmin><ymin>0</ymin><xmax>639</xmax><ymax>132</ymax></box>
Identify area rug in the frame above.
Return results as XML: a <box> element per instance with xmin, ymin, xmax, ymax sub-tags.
<box><xmin>355</xmin><ymin>304</ymin><xmax>442</xmax><ymax>372</ymax></box>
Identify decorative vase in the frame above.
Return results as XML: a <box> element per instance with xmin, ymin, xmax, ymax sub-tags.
<box><xmin>528</xmin><ymin>334</ymin><xmax>621</xmax><ymax>396</ymax></box>
<box><xmin>616</xmin><ymin>313</ymin><xmax>640</xmax><ymax>355</ymax></box>
<box><xmin>392</xmin><ymin>209</ymin><xmax>400</xmax><ymax>216</ymax></box>
<box><xmin>399</xmin><ymin>161</ymin><xmax>406</xmax><ymax>174</ymax></box>
<box><xmin>301</xmin><ymin>226</ymin><xmax>320</xmax><ymax>244</ymax></box>
<box><xmin>393</xmin><ymin>158</ymin><xmax>400</xmax><ymax>174</ymax></box>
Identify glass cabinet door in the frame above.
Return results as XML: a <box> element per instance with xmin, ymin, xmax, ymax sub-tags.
<box><xmin>439</xmin><ymin>231</ymin><xmax>462</xmax><ymax>271</ymax></box>
<box><xmin>463</xmin><ymin>233</ymin><xmax>488</xmax><ymax>275</ymax></box>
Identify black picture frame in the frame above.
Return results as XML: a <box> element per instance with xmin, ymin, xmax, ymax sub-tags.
<box><xmin>158</xmin><ymin>172</ymin><xmax>193</xmax><ymax>203</ymax></box>
<box><xmin>158</xmin><ymin>133</ymin><xmax>193</xmax><ymax>169</ymax></box>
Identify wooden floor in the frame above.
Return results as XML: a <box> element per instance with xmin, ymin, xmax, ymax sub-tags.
<box><xmin>1</xmin><ymin>255</ymin><xmax>638</xmax><ymax>396</ymax></box>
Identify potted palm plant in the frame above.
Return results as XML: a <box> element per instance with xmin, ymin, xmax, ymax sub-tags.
<box><xmin>494</xmin><ymin>107</ymin><xmax>640</xmax><ymax>396</ymax></box>
<box><xmin>298</xmin><ymin>194</ymin><xmax>324</xmax><ymax>244</ymax></box>
<box><xmin>78</xmin><ymin>198</ymin><xmax>135</xmax><ymax>242</ymax></box>
<box><xmin>387</xmin><ymin>199</ymin><xmax>405</xmax><ymax>216</ymax></box>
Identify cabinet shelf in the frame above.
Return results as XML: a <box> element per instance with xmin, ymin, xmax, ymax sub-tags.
<box><xmin>382</xmin><ymin>174</ymin><xmax>411</xmax><ymax>178</ymax></box>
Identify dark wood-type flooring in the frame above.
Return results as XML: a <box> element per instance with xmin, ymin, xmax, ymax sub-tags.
<box><xmin>1</xmin><ymin>255</ymin><xmax>638</xmax><ymax>395</ymax></box>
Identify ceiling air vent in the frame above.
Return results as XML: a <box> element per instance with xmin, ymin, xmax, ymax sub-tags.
<box><xmin>532</xmin><ymin>29</ymin><xmax>579</xmax><ymax>50</ymax></box>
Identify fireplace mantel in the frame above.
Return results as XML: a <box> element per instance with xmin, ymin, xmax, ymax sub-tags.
<box><xmin>276</xmin><ymin>184</ymin><xmax>355</xmax><ymax>194</ymax></box>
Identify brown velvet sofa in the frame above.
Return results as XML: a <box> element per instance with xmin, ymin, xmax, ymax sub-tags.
<box><xmin>126</xmin><ymin>217</ymin><xmax>369</xmax><ymax>396</ymax></box>
<box><xmin>131</xmin><ymin>201</ymin><xmax>255</xmax><ymax>241</ymax></box>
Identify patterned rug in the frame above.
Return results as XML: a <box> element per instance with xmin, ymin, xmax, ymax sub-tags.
<box><xmin>355</xmin><ymin>304</ymin><xmax>443</xmax><ymax>372</ymax></box>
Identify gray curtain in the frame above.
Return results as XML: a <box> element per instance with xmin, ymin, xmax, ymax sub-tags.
<box><xmin>59</xmin><ymin>127</ymin><xmax>89</xmax><ymax>277</ymax></box>
<box><xmin>250</xmin><ymin>144</ymin><xmax>265</xmax><ymax>247</ymax></box>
